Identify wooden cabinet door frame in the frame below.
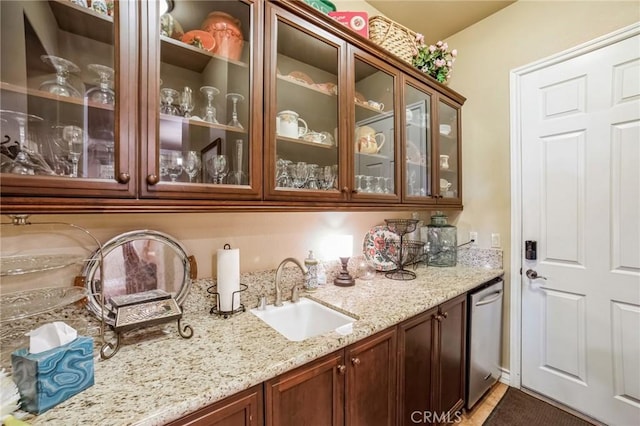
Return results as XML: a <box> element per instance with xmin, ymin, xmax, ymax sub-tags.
<box><xmin>432</xmin><ymin>95</ymin><xmax>463</xmax><ymax>206</ymax></box>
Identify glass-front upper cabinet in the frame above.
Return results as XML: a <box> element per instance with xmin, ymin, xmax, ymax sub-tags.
<box><xmin>351</xmin><ymin>47</ymin><xmax>399</xmax><ymax>202</ymax></box>
<box><xmin>141</xmin><ymin>0</ymin><xmax>261</xmax><ymax>200</ymax></box>
<box><xmin>264</xmin><ymin>4</ymin><xmax>344</xmax><ymax>201</ymax></box>
<box><xmin>402</xmin><ymin>76</ymin><xmax>433</xmax><ymax>203</ymax></box>
<box><xmin>0</xmin><ymin>0</ymin><xmax>135</xmax><ymax>198</ymax></box>
<box><xmin>436</xmin><ymin>98</ymin><xmax>461</xmax><ymax>203</ymax></box>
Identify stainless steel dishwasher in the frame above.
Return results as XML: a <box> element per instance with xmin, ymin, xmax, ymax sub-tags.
<box><xmin>466</xmin><ymin>278</ymin><xmax>504</xmax><ymax>409</ymax></box>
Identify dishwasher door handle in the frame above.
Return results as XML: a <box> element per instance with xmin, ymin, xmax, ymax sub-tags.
<box><xmin>475</xmin><ymin>290</ymin><xmax>503</xmax><ymax>306</ymax></box>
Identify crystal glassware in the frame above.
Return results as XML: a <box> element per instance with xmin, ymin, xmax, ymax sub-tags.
<box><xmin>180</xmin><ymin>87</ymin><xmax>194</xmax><ymax>118</ymax></box>
<box><xmin>226</xmin><ymin>93</ymin><xmax>245</xmax><ymax>129</ymax></box>
<box><xmin>375</xmin><ymin>176</ymin><xmax>385</xmax><ymax>193</ymax></box>
<box><xmin>208</xmin><ymin>154</ymin><xmax>228</xmax><ymax>184</ymax></box>
<box><xmin>184</xmin><ymin>150</ymin><xmax>201</xmax><ymax>183</ymax></box>
<box><xmin>85</xmin><ymin>64</ymin><xmax>115</xmax><ymax>105</ymax></box>
<box><xmin>167</xmin><ymin>154</ymin><xmax>183</xmax><ymax>182</ymax></box>
<box><xmin>293</xmin><ymin>161</ymin><xmax>308</xmax><ymax>188</ymax></box>
<box><xmin>62</xmin><ymin>125</ymin><xmax>83</xmax><ymax>178</ymax></box>
<box><xmin>276</xmin><ymin>158</ymin><xmax>292</xmax><ymax>188</ymax></box>
<box><xmin>228</xmin><ymin>139</ymin><xmax>247</xmax><ymax>185</ymax></box>
<box><xmin>322</xmin><ymin>165</ymin><xmax>335</xmax><ymax>190</ymax></box>
<box><xmin>200</xmin><ymin>86</ymin><xmax>220</xmax><ymax>124</ymax></box>
<box><xmin>0</xmin><ymin>110</ymin><xmax>44</xmax><ymax>175</ymax></box>
<box><xmin>160</xmin><ymin>88</ymin><xmax>180</xmax><ymax>115</ymax></box>
<box><xmin>39</xmin><ymin>55</ymin><xmax>82</xmax><ymax>98</ymax></box>
<box><xmin>364</xmin><ymin>175</ymin><xmax>374</xmax><ymax>193</ymax></box>
<box><xmin>355</xmin><ymin>175</ymin><xmax>364</xmax><ymax>192</ymax></box>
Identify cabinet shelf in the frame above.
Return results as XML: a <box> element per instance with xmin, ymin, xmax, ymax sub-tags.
<box><xmin>1</xmin><ymin>82</ymin><xmax>114</xmax><ymax>111</ymax></box>
<box><xmin>160</xmin><ymin>36</ymin><xmax>248</xmax><ymax>73</ymax></box>
<box><xmin>49</xmin><ymin>0</ymin><xmax>114</xmax><ymax>45</ymax></box>
<box><xmin>277</xmin><ymin>75</ymin><xmax>336</xmax><ymax>97</ymax></box>
<box><xmin>276</xmin><ymin>135</ymin><xmax>336</xmax><ymax>149</ymax></box>
<box><xmin>159</xmin><ymin>113</ymin><xmax>248</xmax><ymax>134</ymax></box>
<box><xmin>355</xmin><ymin>101</ymin><xmax>385</xmax><ymax>114</ymax></box>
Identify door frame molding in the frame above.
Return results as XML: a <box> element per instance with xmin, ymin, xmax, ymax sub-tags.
<box><xmin>508</xmin><ymin>22</ymin><xmax>640</xmax><ymax>389</ymax></box>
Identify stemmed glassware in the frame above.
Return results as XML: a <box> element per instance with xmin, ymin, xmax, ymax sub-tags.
<box><xmin>40</xmin><ymin>55</ymin><xmax>82</xmax><ymax>98</ymax></box>
<box><xmin>226</xmin><ymin>93</ymin><xmax>245</xmax><ymax>129</ymax></box>
<box><xmin>85</xmin><ymin>64</ymin><xmax>115</xmax><ymax>105</ymax></box>
<box><xmin>200</xmin><ymin>86</ymin><xmax>220</xmax><ymax>124</ymax></box>
<box><xmin>322</xmin><ymin>165</ymin><xmax>335</xmax><ymax>190</ymax></box>
<box><xmin>0</xmin><ymin>110</ymin><xmax>44</xmax><ymax>175</ymax></box>
<box><xmin>208</xmin><ymin>154</ymin><xmax>228</xmax><ymax>184</ymax></box>
<box><xmin>228</xmin><ymin>139</ymin><xmax>247</xmax><ymax>185</ymax></box>
<box><xmin>167</xmin><ymin>154</ymin><xmax>183</xmax><ymax>182</ymax></box>
<box><xmin>160</xmin><ymin>88</ymin><xmax>180</xmax><ymax>115</ymax></box>
<box><xmin>180</xmin><ymin>87</ymin><xmax>194</xmax><ymax>118</ymax></box>
<box><xmin>355</xmin><ymin>175</ymin><xmax>364</xmax><ymax>192</ymax></box>
<box><xmin>184</xmin><ymin>151</ymin><xmax>201</xmax><ymax>183</ymax></box>
<box><xmin>62</xmin><ymin>125</ymin><xmax>83</xmax><ymax>178</ymax></box>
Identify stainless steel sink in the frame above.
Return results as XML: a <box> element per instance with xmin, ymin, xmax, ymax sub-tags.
<box><xmin>250</xmin><ymin>297</ymin><xmax>355</xmax><ymax>341</ymax></box>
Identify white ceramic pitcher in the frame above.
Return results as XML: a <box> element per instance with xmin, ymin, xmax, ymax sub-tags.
<box><xmin>276</xmin><ymin>110</ymin><xmax>308</xmax><ymax>139</ymax></box>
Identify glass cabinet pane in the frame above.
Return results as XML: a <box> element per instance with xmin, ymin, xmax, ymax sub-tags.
<box><xmin>438</xmin><ymin>100</ymin><xmax>459</xmax><ymax>199</ymax></box>
<box><xmin>404</xmin><ymin>83</ymin><xmax>432</xmax><ymax>198</ymax></box>
<box><xmin>354</xmin><ymin>56</ymin><xmax>395</xmax><ymax>196</ymax></box>
<box><xmin>273</xmin><ymin>19</ymin><xmax>339</xmax><ymax>192</ymax></box>
<box><xmin>1</xmin><ymin>0</ymin><xmax>116</xmax><ymax>180</ymax></box>
<box><xmin>157</xmin><ymin>1</ymin><xmax>252</xmax><ymax>186</ymax></box>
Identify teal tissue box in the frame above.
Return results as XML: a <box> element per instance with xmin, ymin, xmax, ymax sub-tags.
<box><xmin>11</xmin><ymin>336</ymin><xmax>94</xmax><ymax>414</ymax></box>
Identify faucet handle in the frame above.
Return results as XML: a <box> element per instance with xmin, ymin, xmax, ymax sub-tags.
<box><xmin>291</xmin><ymin>285</ymin><xmax>300</xmax><ymax>303</ymax></box>
<box><xmin>257</xmin><ymin>296</ymin><xmax>267</xmax><ymax>310</ymax></box>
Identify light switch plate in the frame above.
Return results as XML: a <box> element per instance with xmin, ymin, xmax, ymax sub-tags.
<box><xmin>491</xmin><ymin>233</ymin><xmax>501</xmax><ymax>248</ymax></box>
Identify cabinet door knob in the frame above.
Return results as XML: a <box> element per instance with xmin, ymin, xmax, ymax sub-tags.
<box><xmin>341</xmin><ymin>186</ymin><xmax>349</xmax><ymax>193</ymax></box>
<box><xmin>117</xmin><ymin>172</ymin><xmax>130</xmax><ymax>184</ymax></box>
<box><xmin>351</xmin><ymin>189</ymin><xmax>358</xmax><ymax>194</ymax></box>
<box><xmin>351</xmin><ymin>357</ymin><xmax>361</xmax><ymax>366</ymax></box>
<box><xmin>337</xmin><ymin>364</ymin><xmax>346</xmax><ymax>374</ymax></box>
<box><xmin>146</xmin><ymin>174</ymin><xmax>159</xmax><ymax>185</ymax></box>
<box><xmin>441</xmin><ymin>311</ymin><xmax>448</xmax><ymax>319</ymax></box>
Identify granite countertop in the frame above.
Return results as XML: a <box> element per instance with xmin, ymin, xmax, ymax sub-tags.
<box><xmin>28</xmin><ymin>264</ymin><xmax>503</xmax><ymax>426</ymax></box>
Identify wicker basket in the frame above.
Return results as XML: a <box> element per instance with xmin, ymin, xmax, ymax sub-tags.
<box><xmin>368</xmin><ymin>15</ymin><xmax>417</xmax><ymax>64</ymax></box>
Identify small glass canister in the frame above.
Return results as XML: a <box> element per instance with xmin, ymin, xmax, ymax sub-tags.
<box><xmin>426</xmin><ymin>212</ymin><xmax>457</xmax><ymax>267</ymax></box>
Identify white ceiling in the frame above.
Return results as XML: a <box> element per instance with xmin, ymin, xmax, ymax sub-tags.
<box><xmin>365</xmin><ymin>0</ymin><xmax>515</xmax><ymax>43</ymax></box>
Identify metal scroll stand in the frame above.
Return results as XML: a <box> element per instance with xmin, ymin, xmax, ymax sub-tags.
<box><xmin>383</xmin><ymin>218</ymin><xmax>425</xmax><ymax>281</ymax></box>
<box><xmin>208</xmin><ymin>243</ymin><xmax>247</xmax><ymax>319</ymax></box>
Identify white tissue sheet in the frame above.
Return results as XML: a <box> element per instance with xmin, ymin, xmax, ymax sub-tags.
<box><xmin>27</xmin><ymin>322</ymin><xmax>77</xmax><ymax>354</ymax></box>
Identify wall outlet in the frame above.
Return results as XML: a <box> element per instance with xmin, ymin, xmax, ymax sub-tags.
<box><xmin>469</xmin><ymin>231</ymin><xmax>478</xmax><ymax>244</ymax></box>
<box><xmin>491</xmin><ymin>233</ymin><xmax>501</xmax><ymax>248</ymax></box>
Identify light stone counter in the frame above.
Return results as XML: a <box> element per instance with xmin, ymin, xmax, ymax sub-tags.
<box><xmin>27</xmin><ymin>265</ymin><xmax>503</xmax><ymax>426</ymax></box>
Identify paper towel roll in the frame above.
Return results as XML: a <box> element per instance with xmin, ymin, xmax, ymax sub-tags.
<box><xmin>217</xmin><ymin>247</ymin><xmax>240</xmax><ymax>312</ymax></box>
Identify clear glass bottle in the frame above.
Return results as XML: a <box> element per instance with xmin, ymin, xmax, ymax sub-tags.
<box><xmin>426</xmin><ymin>212</ymin><xmax>457</xmax><ymax>267</ymax></box>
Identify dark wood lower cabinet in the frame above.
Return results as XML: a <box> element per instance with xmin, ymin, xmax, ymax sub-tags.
<box><xmin>398</xmin><ymin>293</ymin><xmax>467</xmax><ymax>426</ymax></box>
<box><xmin>166</xmin><ymin>385</ymin><xmax>263</xmax><ymax>426</ymax></box>
<box><xmin>265</xmin><ymin>329</ymin><xmax>397</xmax><ymax>426</ymax></box>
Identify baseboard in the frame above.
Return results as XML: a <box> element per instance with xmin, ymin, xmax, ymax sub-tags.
<box><xmin>499</xmin><ymin>367</ymin><xmax>511</xmax><ymax>385</ymax></box>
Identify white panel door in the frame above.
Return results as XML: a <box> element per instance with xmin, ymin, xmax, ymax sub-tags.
<box><xmin>520</xmin><ymin>32</ymin><xmax>640</xmax><ymax>425</ymax></box>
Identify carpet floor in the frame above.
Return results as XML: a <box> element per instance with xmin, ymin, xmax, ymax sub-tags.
<box><xmin>483</xmin><ymin>387</ymin><xmax>594</xmax><ymax>426</ymax></box>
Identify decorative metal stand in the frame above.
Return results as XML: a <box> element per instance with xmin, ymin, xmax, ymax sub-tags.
<box><xmin>208</xmin><ymin>284</ymin><xmax>248</xmax><ymax>319</ymax></box>
<box><xmin>100</xmin><ymin>293</ymin><xmax>193</xmax><ymax>360</ymax></box>
<box><xmin>383</xmin><ymin>219</ymin><xmax>425</xmax><ymax>281</ymax></box>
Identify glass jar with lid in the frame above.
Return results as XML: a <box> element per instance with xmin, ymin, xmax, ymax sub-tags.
<box><xmin>426</xmin><ymin>212</ymin><xmax>457</xmax><ymax>267</ymax></box>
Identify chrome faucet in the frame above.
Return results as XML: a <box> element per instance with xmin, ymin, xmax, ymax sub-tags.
<box><xmin>274</xmin><ymin>257</ymin><xmax>309</xmax><ymax>307</ymax></box>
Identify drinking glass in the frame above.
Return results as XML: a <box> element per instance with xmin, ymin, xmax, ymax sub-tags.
<box><xmin>364</xmin><ymin>176</ymin><xmax>374</xmax><ymax>193</ymax></box>
<box><xmin>276</xmin><ymin>158</ymin><xmax>292</xmax><ymax>188</ymax></box>
<box><xmin>40</xmin><ymin>55</ymin><xmax>82</xmax><ymax>98</ymax></box>
<box><xmin>200</xmin><ymin>86</ymin><xmax>220</xmax><ymax>124</ymax></box>
<box><xmin>228</xmin><ymin>139</ymin><xmax>247</xmax><ymax>185</ymax></box>
<box><xmin>375</xmin><ymin>176</ymin><xmax>385</xmax><ymax>193</ymax></box>
<box><xmin>306</xmin><ymin>164</ymin><xmax>319</xmax><ymax>189</ymax></box>
<box><xmin>208</xmin><ymin>154</ymin><xmax>228</xmax><ymax>184</ymax></box>
<box><xmin>355</xmin><ymin>175</ymin><xmax>364</xmax><ymax>192</ymax></box>
<box><xmin>167</xmin><ymin>154</ymin><xmax>183</xmax><ymax>182</ymax></box>
<box><xmin>226</xmin><ymin>93</ymin><xmax>245</xmax><ymax>129</ymax></box>
<box><xmin>293</xmin><ymin>161</ymin><xmax>308</xmax><ymax>188</ymax></box>
<box><xmin>0</xmin><ymin>110</ymin><xmax>44</xmax><ymax>175</ymax></box>
<box><xmin>160</xmin><ymin>88</ymin><xmax>180</xmax><ymax>115</ymax></box>
<box><xmin>85</xmin><ymin>64</ymin><xmax>115</xmax><ymax>105</ymax></box>
<box><xmin>383</xmin><ymin>177</ymin><xmax>392</xmax><ymax>194</ymax></box>
<box><xmin>184</xmin><ymin>151</ymin><xmax>201</xmax><ymax>182</ymax></box>
<box><xmin>180</xmin><ymin>87</ymin><xmax>194</xmax><ymax>118</ymax></box>
<box><xmin>322</xmin><ymin>165</ymin><xmax>335</xmax><ymax>190</ymax></box>
<box><xmin>62</xmin><ymin>125</ymin><xmax>83</xmax><ymax>178</ymax></box>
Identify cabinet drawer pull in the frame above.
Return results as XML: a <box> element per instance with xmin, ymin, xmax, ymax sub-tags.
<box><xmin>337</xmin><ymin>364</ymin><xmax>346</xmax><ymax>374</ymax></box>
<box><xmin>351</xmin><ymin>357</ymin><xmax>361</xmax><ymax>366</ymax></box>
<box><xmin>146</xmin><ymin>174</ymin><xmax>159</xmax><ymax>185</ymax></box>
<box><xmin>117</xmin><ymin>172</ymin><xmax>130</xmax><ymax>184</ymax></box>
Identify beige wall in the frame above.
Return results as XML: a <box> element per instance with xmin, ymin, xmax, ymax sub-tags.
<box><xmin>445</xmin><ymin>1</ymin><xmax>640</xmax><ymax>370</ymax></box>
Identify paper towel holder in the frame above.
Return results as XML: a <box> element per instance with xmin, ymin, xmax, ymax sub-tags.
<box><xmin>208</xmin><ymin>284</ymin><xmax>248</xmax><ymax>319</ymax></box>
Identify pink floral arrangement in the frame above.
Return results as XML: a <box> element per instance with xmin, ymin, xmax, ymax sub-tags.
<box><xmin>412</xmin><ymin>34</ymin><xmax>457</xmax><ymax>84</ymax></box>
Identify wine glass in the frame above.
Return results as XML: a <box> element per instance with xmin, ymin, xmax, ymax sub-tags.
<box><xmin>62</xmin><ymin>125</ymin><xmax>83</xmax><ymax>177</ymax></box>
<box><xmin>40</xmin><ymin>55</ymin><xmax>82</xmax><ymax>98</ymax></box>
<box><xmin>85</xmin><ymin>64</ymin><xmax>115</xmax><ymax>105</ymax></box>
<box><xmin>184</xmin><ymin>151</ymin><xmax>201</xmax><ymax>182</ymax></box>
<box><xmin>226</xmin><ymin>93</ymin><xmax>245</xmax><ymax>129</ymax></box>
<box><xmin>167</xmin><ymin>154</ymin><xmax>183</xmax><ymax>182</ymax></box>
<box><xmin>228</xmin><ymin>139</ymin><xmax>247</xmax><ymax>185</ymax></box>
<box><xmin>322</xmin><ymin>165</ymin><xmax>335</xmax><ymax>190</ymax></box>
<box><xmin>208</xmin><ymin>154</ymin><xmax>228</xmax><ymax>184</ymax></box>
<box><xmin>200</xmin><ymin>86</ymin><xmax>220</xmax><ymax>124</ymax></box>
<box><xmin>293</xmin><ymin>161</ymin><xmax>308</xmax><ymax>188</ymax></box>
<box><xmin>355</xmin><ymin>175</ymin><xmax>364</xmax><ymax>192</ymax></box>
<box><xmin>0</xmin><ymin>110</ymin><xmax>47</xmax><ymax>175</ymax></box>
<box><xmin>180</xmin><ymin>87</ymin><xmax>194</xmax><ymax>118</ymax></box>
<box><xmin>160</xmin><ymin>88</ymin><xmax>180</xmax><ymax>115</ymax></box>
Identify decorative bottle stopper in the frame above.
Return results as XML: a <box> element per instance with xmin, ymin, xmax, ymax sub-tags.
<box><xmin>304</xmin><ymin>250</ymin><xmax>319</xmax><ymax>291</ymax></box>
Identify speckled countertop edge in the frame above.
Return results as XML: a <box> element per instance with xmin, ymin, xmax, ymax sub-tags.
<box><xmin>27</xmin><ymin>265</ymin><xmax>503</xmax><ymax>426</ymax></box>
